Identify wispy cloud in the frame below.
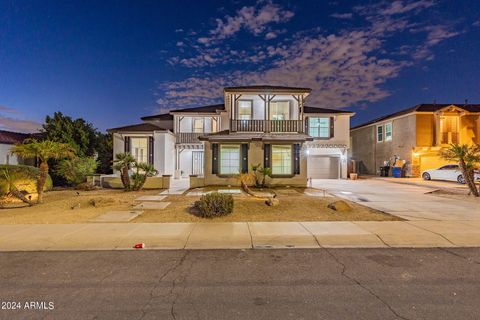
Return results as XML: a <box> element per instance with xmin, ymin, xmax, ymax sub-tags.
<box><xmin>157</xmin><ymin>0</ymin><xmax>462</xmax><ymax>112</ymax></box>
<box><xmin>330</xmin><ymin>13</ymin><xmax>353</xmax><ymax>19</ymax></box>
<box><xmin>0</xmin><ymin>104</ymin><xmax>42</xmax><ymax>133</ymax></box>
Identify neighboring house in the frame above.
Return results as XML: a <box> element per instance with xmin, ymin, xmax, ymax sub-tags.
<box><xmin>350</xmin><ymin>103</ymin><xmax>480</xmax><ymax>177</ymax></box>
<box><xmin>0</xmin><ymin>130</ymin><xmax>33</xmax><ymax>165</ymax></box>
<box><xmin>108</xmin><ymin>85</ymin><xmax>354</xmax><ymax>187</ymax></box>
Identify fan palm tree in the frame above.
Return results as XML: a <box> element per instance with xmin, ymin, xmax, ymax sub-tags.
<box><xmin>113</xmin><ymin>153</ymin><xmax>136</xmax><ymax>190</ymax></box>
<box><xmin>11</xmin><ymin>140</ymin><xmax>75</xmax><ymax>203</ymax></box>
<box><xmin>131</xmin><ymin>162</ymin><xmax>158</xmax><ymax>191</ymax></box>
<box><xmin>439</xmin><ymin>144</ymin><xmax>480</xmax><ymax>197</ymax></box>
<box><xmin>1</xmin><ymin>169</ymin><xmax>34</xmax><ymax>206</ymax></box>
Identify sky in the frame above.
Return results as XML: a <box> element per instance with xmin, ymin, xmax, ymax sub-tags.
<box><xmin>0</xmin><ymin>0</ymin><xmax>479</xmax><ymax>132</ymax></box>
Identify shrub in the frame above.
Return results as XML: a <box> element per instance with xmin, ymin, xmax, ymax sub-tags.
<box><xmin>56</xmin><ymin>157</ymin><xmax>98</xmax><ymax>186</ymax></box>
<box><xmin>0</xmin><ymin>164</ymin><xmax>52</xmax><ymax>196</ymax></box>
<box><xmin>194</xmin><ymin>192</ymin><xmax>234</xmax><ymax>218</ymax></box>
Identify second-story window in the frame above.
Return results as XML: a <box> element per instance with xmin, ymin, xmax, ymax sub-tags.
<box><xmin>385</xmin><ymin>123</ymin><xmax>392</xmax><ymax>141</ymax></box>
<box><xmin>237</xmin><ymin>100</ymin><xmax>253</xmax><ymax>120</ymax></box>
<box><xmin>377</xmin><ymin>125</ymin><xmax>383</xmax><ymax>143</ymax></box>
<box><xmin>270</xmin><ymin>101</ymin><xmax>290</xmax><ymax>120</ymax></box>
<box><xmin>308</xmin><ymin>117</ymin><xmax>330</xmax><ymax>138</ymax></box>
<box><xmin>193</xmin><ymin>118</ymin><xmax>204</xmax><ymax>133</ymax></box>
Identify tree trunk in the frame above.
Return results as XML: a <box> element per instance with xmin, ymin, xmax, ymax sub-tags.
<box><xmin>459</xmin><ymin>160</ymin><xmax>479</xmax><ymax>197</ymax></box>
<box><xmin>10</xmin><ymin>187</ymin><xmax>34</xmax><ymax>206</ymax></box>
<box><xmin>36</xmin><ymin>161</ymin><xmax>49</xmax><ymax>204</ymax></box>
<box><xmin>121</xmin><ymin>167</ymin><xmax>130</xmax><ymax>190</ymax></box>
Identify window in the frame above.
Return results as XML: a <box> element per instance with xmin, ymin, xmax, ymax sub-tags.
<box><xmin>193</xmin><ymin>118</ymin><xmax>204</xmax><ymax>133</ymax></box>
<box><xmin>271</xmin><ymin>145</ymin><xmax>292</xmax><ymax>175</ymax></box>
<box><xmin>376</xmin><ymin>125</ymin><xmax>383</xmax><ymax>143</ymax></box>
<box><xmin>385</xmin><ymin>123</ymin><xmax>392</xmax><ymax>141</ymax></box>
<box><xmin>220</xmin><ymin>145</ymin><xmax>240</xmax><ymax>174</ymax></box>
<box><xmin>270</xmin><ymin>101</ymin><xmax>290</xmax><ymax>120</ymax></box>
<box><xmin>308</xmin><ymin>117</ymin><xmax>330</xmax><ymax>138</ymax></box>
<box><xmin>237</xmin><ymin>100</ymin><xmax>253</xmax><ymax>120</ymax></box>
<box><xmin>130</xmin><ymin>137</ymin><xmax>148</xmax><ymax>163</ymax></box>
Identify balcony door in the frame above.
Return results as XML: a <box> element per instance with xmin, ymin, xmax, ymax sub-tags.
<box><xmin>270</xmin><ymin>101</ymin><xmax>290</xmax><ymax>120</ymax></box>
<box><xmin>440</xmin><ymin>116</ymin><xmax>459</xmax><ymax>144</ymax></box>
<box><xmin>237</xmin><ymin>100</ymin><xmax>253</xmax><ymax>120</ymax></box>
<box><xmin>192</xmin><ymin>151</ymin><xmax>204</xmax><ymax>175</ymax></box>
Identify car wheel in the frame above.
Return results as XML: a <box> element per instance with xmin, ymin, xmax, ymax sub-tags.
<box><xmin>457</xmin><ymin>175</ymin><xmax>466</xmax><ymax>184</ymax></box>
<box><xmin>422</xmin><ymin>172</ymin><xmax>431</xmax><ymax>181</ymax></box>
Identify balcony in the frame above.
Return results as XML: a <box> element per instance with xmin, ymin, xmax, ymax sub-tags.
<box><xmin>230</xmin><ymin>120</ymin><xmax>303</xmax><ymax>133</ymax></box>
<box><xmin>176</xmin><ymin>132</ymin><xmax>203</xmax><ymax>144</ymax></box>
<box><xmin>440</xmin><ymin>131</ymin><xmax>459</xmax><ymax>145</ymax></box>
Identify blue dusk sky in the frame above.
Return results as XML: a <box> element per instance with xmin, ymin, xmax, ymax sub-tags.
<box><xmin>0</xmin><ymin>0</ymin><xmax>479</xmax><ymax>132</ymax></box>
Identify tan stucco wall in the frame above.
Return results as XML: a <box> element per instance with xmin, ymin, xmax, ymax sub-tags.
<box><xmin>416</xmin><ymin>114</ymin><xmax>435</xmax><ymax>146</ymax></box>
<box><xmin>351</xmin><ymin>114</ymin><xmax>416</xmax><ymax>175</ymax></box>
<box><xmin>202</xmin><ymin>141</ymin><xmax>307</xmax><ymax>187</ymax></box>
<box><xmin>460</xmin><ymin>114</ymin><xmax>480</xmax><ymax>145</ymax></box>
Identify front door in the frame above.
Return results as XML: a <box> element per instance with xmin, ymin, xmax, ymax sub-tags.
<box><xmin>192</xmin><ymin>151</ymin><xmax>204</xmax><ymax>175</ymax></box>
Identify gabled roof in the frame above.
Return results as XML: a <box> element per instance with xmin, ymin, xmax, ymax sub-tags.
<box><xmin>352</xmin><ymin>103</ymin><xmax>480</xmax><ymax>130</ymax></box>
<box><xmin>0</xmin><ymin>130</ymin><xmax>32</xmax><ymax>144</ymax></box>
<box><xmin>170</xmin><ymin>103</ymin><xmax>225</xmax><ymax>113</ymax></box>
<box><xmin>140</xmin><ymin>113</ymin><xmax>173</xmax><ymax>121</ymax></box>
<box><xmin>107</xmin><ymin>123</ymin><xmax>167</xmax><ymax>133</ymax></box>
<box><xmin>140</xmin><ymin>104</ymin><xmax>225</xmax><ymax>120</ymax></box>
<box><xmin>304</xmin><ymin>106</ymin><xmax>354</xmax><ymax>114</ymax></box>
<box><xmin>224</xmin><ymin>85</ymin><xmax>311</xmax><ymax>93</ymax></box>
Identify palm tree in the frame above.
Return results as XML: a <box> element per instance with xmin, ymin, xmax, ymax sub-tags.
<box><xmin>259</xmin><ymin>166</ymin><xmax>272</xmax><ymax>187</ymax></box>
<box><xmin>131</xmin><ymin>162</ymin><xmax>158</xmax><ymax>191</ymax></box>
<box><xmin>1</xmin><ymin>169</ymin><xmax>34</xmax><ymax>206</ymax></box>
<box><xmin>11</xmin><ymin>140</ymin><xmax>75</xmax><ymax>203</ymax></box>
<box><xmin>113</xmin><ymin>153</ymin><xmax>136</xmax><ymax>190</ymax></box>
<box><xmin>439</xmin><ymin>144</ymin><xmax>480</xmax><ymax>197</ymax></box>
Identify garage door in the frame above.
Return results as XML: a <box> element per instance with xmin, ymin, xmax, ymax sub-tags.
<box><xmin>307</xmin><ymin>156</ymin><xmax>340</xmax><ymax>179</ymax></box>
<box><xmin>419</xmin><ymin>155</ymin><xmax>450</xmax><ymax>173</ymax></box>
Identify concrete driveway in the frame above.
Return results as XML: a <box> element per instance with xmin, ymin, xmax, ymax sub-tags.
<box><xmin>312</xmin><ymin>178</ymin><xmax>480</xmax><ymax>221</ymax></box>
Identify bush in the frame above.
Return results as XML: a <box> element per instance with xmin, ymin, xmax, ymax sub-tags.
<box><xmin>56</xmin><ymin>157</ymin><xmax>98</xmax><ymax>186</ymax></box>
<box><xmin>0</xmin><ymin>164</ymin><xmax>53</xmax><ymax>195</ymax></box>
<box><xmin>194</xmin><ymin>192</ymin><xmax>234</xmax><ymax>218</ymax></box>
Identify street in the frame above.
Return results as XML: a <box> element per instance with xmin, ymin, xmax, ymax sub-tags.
<box><xmin>1</xmin><ymin>248</ymin><xmax>480</xmax><ymax>319</ymax></box>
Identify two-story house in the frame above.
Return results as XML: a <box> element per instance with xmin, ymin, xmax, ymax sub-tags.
<box><xmin>350</xmin><ymin>103</ymin><xmax>480</xmax><ymax>177</ymax></box>
<box><xmin>108</xmin><ymin>85</ymin><xmax>354</xmax><ymax>187</ymax></box>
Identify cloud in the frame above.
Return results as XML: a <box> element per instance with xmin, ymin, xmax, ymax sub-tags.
<box><xmin>330</xmin><ymin>13</ymin><xmax>353</xmax><ymax>19</ymax></box>
<box><xmin>265</xmin><ymin>31</ymin><xmax>278</xmax><ymax>39</ymax></box>
<box><xmin>473</xmin><ymin>20</ymin><xmax>480</xmax><ymax>27</ymax></box>
<box><xmin>0</xmin><ymin>117</ymin><xmax>42</xmax><ymax>133</ymax></box>
<box><xmin>0</xmin><ymin>104</ymin><xmax>19</xmax><ymax>114</ymax></box>
<box><xmin>157</xmin><ymin>0</ymin><xmax>462</xmax><ymax>111</ymax></box>
<box><xmin>195</xmin><ymin>1</ymin><xmax>294</xmax><ymax>45</ymax></box>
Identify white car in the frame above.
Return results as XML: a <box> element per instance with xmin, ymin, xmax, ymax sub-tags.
<box><xmin>422</xmin><ymin>164</ymin><xmax>480</xmax><ymax>184</ymax></box>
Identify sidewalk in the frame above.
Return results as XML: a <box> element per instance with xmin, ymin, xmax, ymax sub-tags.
<box><xmin>2</xmin><ymin>220</ymin><xmax>480</xmax><ymax>251</ymax></box>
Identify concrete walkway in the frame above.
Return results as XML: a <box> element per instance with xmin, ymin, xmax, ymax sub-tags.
<box><xmin>2</xmin><ymin>220</ymin><xmax>480</xmax><ymax>251</ymax></box>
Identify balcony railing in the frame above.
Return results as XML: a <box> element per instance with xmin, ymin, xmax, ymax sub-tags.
<box><xmin>231</xmin><ymin>120</ymin><xmax>303</xmax><ymax>133</ymax></box>
<box><xmin>440</xmin><ymin>132</ymin><xmax>459</xmax><ymax>145</ymax></box>
<box><xmin>176</xmin><ymin>132</ymin><xmax>203</xmax><ymax>144</ymax></box>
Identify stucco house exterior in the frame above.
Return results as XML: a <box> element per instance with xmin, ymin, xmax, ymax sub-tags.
<box><xmin>0</xmin><ymin>130</ymin><xmax>33</xmax><ymax>165</ymax></box>
<box><xmin>108</xmin><ymin>85</ymin><xmax>354</xmax><ymax>187</ymax></box>
<box><xmin>350</xmin><ymin>103</ymin><xmax>480</xmax><ymax>177</ymax></box>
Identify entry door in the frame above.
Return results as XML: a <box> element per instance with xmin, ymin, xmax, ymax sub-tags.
<box><xmin>192</xmin><ymin>151</ymin><xmax>204</xmax><ymax>175</ymax></box>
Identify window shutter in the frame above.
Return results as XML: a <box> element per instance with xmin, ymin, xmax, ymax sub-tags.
<box><xmin>241</xmin><ymin>143</ymin><xmax>249</xmax><ymax>173</ymax></box>
<box><xmin>330</xmin><ymin>117</ymin><xmax>335</xmax><ymax>138</ymax></box>
<box><xmin>148</xmin><ymin>136</ymin><xmax>154</xmax><ymax>165</ymax></box>
<box><xmin>124</xmin><ymin>136</ymin><xmax>130</xmax><ymax>153</ymax></box>
<box><xmin>264</xmin><ymin>144</ymin><xmax>271</xmax><ymax>168</ymax></box>
<box><xmin>305</xmin><ymin>117</ymin><xmax>309</xmax><ymax>135</ymax></box>
<box><xmin>293</xmin><ymin>144</ymin><xmax>301</xmax><ymax>174</ymax></box>
<box><xmin>212</xmin><ymin>143</ymin><xmax>219</xmax><ymax>174</ymax></box>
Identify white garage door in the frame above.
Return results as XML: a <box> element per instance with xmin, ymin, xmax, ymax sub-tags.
<box><xmin>307</xmin><ymin>156</ymin><xmax>340</xmax><ymax>179</ymax></box>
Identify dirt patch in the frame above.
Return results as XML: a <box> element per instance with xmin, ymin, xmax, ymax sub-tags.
<box><xmin>0</xmin><ymin>189</ymin><xmax>162</xmax><ymax>224</ymax></box>
<box><xmin>134</xmin><ymin>189</ymin><xmax>401</xmax><ymax>223</ymax></box>
<box><xmin>427</xmin><ymin>189</ymin><xmax>480</xmax><ymax>202</ymax></box>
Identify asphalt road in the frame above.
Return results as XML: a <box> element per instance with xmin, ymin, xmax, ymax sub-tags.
<box><xmin>1</xmin><ymin>248</ymin><xmax>480</xmax><ymax>320</ymax></box>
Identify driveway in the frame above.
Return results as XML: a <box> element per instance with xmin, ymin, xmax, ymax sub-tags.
<box><xmin>312</xmin><ymin>178</ymin><xmax>480</xmax><ymax>221</ymax></box>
